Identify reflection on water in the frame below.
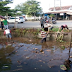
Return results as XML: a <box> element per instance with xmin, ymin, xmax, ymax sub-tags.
<box><xmin>0</xmin><ymin>45</ymin><xmax>14</xmax><ymax>72</ymax></box>
<box><xmin>0</xmin><ymin>37</ymin><xmax>72</xmax><ymax>72</ymax></box>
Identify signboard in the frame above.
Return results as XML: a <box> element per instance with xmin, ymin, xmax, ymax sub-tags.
<box><xmin>60</xmin><ymin>13</ymin><xmax>64</xmax><ymax>15</ymax></box>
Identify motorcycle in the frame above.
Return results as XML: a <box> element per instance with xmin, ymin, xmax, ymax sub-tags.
<box><xmin>45</xmin><ymin>18</ymin><xmax>56</xmax><ymax>24</ymax></box>
<box><xmin>52</xmin><ymin>19</ymin><xmax>56</xmax><ymax>24</ymax></box>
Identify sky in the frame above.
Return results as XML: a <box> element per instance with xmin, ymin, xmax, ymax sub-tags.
<box><xmin>7</xmin><ymin>0</ymin><xmax>72</xmax><ymax>13</ymax></box>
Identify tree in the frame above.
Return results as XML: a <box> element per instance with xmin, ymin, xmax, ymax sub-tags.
<box><xmin>0</xmin><ymin>0</ymin><xmax>13</xmax><ymax>16</ymax></box>
<box><xmin>15</xmin><ymin>0</ymin><xmax>42</xmax><ymax>17</ymax></box>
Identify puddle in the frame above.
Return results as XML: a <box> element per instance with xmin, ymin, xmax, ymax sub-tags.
<box><xmin>0</xmin><ymin>37</ymin><xmax>72</xmax><ymax>72</ymax></box>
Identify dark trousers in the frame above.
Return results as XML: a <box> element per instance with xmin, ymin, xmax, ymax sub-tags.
<box><xmin>41</xmin><ymin>38</ymin><xmax>46</xmax><ymax>43</ymax></box>
<box><xmin>1</xmin><ymin>25</ymin><xmax>3</xmax><ymax>30</ymax></box>
<box><xmin>41</xmin><ymin>24</ymin><xmax>44</xmax><ymax>28</ymax></box>
<box><xmin>1</xmin><ymin>22</ymin><xmax>3</xmax><ymax>30</ymax></box>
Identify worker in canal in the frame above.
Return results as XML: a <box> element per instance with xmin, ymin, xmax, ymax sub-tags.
<box><xmin>40</xmin><ymin>29</ymin><xmax>49</xmax><ymax>43</ymax></box>
<box><xmin>4</xmin><ymin>28</ymin><xmax>12</xmax><ymax>41</ymax></box>
<box><xmin>40</xmin><ymin>23</ymin><xmax>54</xmax><ymax>43</ymax></box>
<box><xmin>44</xmin><ymin>23</ymin><xmax>54</xmax><ymax>33</ymax></box>
<box><xmin>58</xmin><ymin>24</ymin><xmax>69</xmax><ymax>32</ymax></box>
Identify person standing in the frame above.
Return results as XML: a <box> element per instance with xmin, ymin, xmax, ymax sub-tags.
<box><xmin>40</xmin><ymin>29</ymin><xmax>49</xmax><ymax>43</ymax></box>
<box><xmin>40</xmin><ymin>18</ymin><xmax>44</xmax><ymax>28</ymax></box>
<box><xmin>2</xmin><ymin>18</ymin><xmax>9</xmax><ymax>29</ymax></box>
<box><xmin>1</xmin><ymin>17</ymin><xmax>4</xmax><ymax>30</ymax></box>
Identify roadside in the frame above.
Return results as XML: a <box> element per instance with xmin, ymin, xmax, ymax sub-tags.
<box><xmin>0</xmin><ymin>20</ymin><xmax>72</xmax><ymax>30</ymax></box>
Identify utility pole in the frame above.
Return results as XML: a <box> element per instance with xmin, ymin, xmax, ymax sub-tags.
<box><xmin>60</xmin><ymin>0</ymin><xmax>61</xmax><ymax>10</ymax></box>
<box><xmin>54</xmin><ymin>0</ymin><xmax>55</xmax><ymax>11</ymax></box>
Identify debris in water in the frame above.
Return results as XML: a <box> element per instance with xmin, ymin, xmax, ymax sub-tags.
<box><xmin>46</xmin><ymin>50</ymin><xmax>51</xmax><ymax>52</ymax></box>
<box><xmin>26</xmin><ymin>56</ymin><xmax>29</xmax><ymax>59</ymax></box>
<box><xmin>43</xmin><ymin>62</ymin><xmax>45</xmax><ymax>63</ymax></box>
<box><xmin>70</xmin><ymin>56</ymin><xmax>72</xmax><ymax>58</ymax></box>
<box><xmin>16</xmin><ymin>54</ymin><xmax>19</xmax><ymax>56</ymax></box>
<box><xmin>17</xmin><ymin>61</ymin><xmax>21</xmax><ymax>64</ymax></box>
<box><xmin>39</xmin><ymin>60</ymin><xmax>42</xmax><ymax>62</ymax></box>
<box><xmin>60</xmin><ymin>65</ymin><xmax>67</xmax><ymax>70</ymax></box>
<box><xmin>33</xmin><ymin>48</ymin><xmax>34</xmax><ymax>49</ymax></box>
<box><xmin>12</xmin><ymin>68</ymin><xmax>23</xmax><ymax>71</ymax></box>
<box><xmin>32</xmin><ymin>43</ymin><xmax>33</xmax><ymax>44</ymax></box>
<box><xmin>40</xmin><ymin>49</ymin><xmax>43</xmax><ymax>52</ymax></box>
<box><xmin>8</xmin><ymin>44</ymin><xmax>12</xmax><ymax>46</ymax></box>
<box><xmin>34</xmin><ymin>68</ymin><xmax>37</xmax><ymax>69</ymax></box>
<box><xmin>29</xmin><ymin>40</ymin><xmax>32</xmax><ymax>41</ymax></box>
<box><xmin>17</xmin><ymin>65</ymin><xmax>22</xmax><ymax>67</ymax></box>
<box><xmin>49</xmin><ymin>66</ymin><xmax>51</xmax><ymax>68</ymax></box>
<box><xmin>24</xmin><ymin>62</ymin><xmax>27</xmax><ymax>65</ymax></box>
<box><xmin>41</xmin><ymin>65</ymin><xmax>42</xmax><ymax>67</ymax></box>
<box><xmin>35</xmin><ymin>48</ymin><xmax>38</xmax><ymax>50</ymax></box>
<box><xmin>24</xmin><ymin>50</ymin><xmax>27</xmax><ymax>51</ymax></box>
<box><xmin>42</xmin><ymin>51</ymin><xmax>44</xmax><ymax>54</ymax></box>
<box><xmin>3</xmin><ymin>66</ymin><xmax>9</xmax><ymax>68</ymax></box>
<box><xmin>15</xmin><ymin>51</ymin><xmax>18</xmax><ymax>52</ymax></box>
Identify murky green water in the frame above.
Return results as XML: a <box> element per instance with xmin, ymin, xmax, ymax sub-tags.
<box><xmin>0</xmin><ymin>37</ymin><xmax>72</xmax><ymax>72</ymax></box>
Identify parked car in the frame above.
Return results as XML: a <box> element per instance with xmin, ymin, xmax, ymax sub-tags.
<box><xmin>7</xmin><ymin>16</ymin><xmax>25</xmax><ymax>23</ymax></box>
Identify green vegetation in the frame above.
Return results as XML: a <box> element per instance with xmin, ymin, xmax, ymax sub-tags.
<box><xmin>60</xmin><ymin>45</ymin><xmax>65</xmax><ymax>50</ymax></box>
<box><xmin>51</xmin><ymin>27</ymin><xmax>59</xmax><ymax>32</ymax></box>
<box><xmin>11</xmin><ymin>28</ymin><xmax>40</xmax><ymax>38</ymax></box>
<box><xmin>49</xmin><ymin>14</ymin><xmax>55</xmax><ymax>18</ymax></box>
<box><xmin>15</xmin><ymin>0</ymin><xmax>42</xmax><ymax>16</ymax></box>
<box><xmin>0</xmin><ymin>0</ymin><xmax>13</xmax><ymax>16</ymax></box>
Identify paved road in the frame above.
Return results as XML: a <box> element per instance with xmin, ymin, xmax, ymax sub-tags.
<box><xmin>8</xmin><ymin>20</ymin><xmax>72</xmax><ymax>29</ymax></box>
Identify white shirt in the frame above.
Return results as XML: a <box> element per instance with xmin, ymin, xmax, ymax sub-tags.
<box><xmin>46</xmin><ymin>24</ymin><xmax>53</xmax><ymax>29</ymax></box>
<box><xmin>46</xmin><ymin>24</ymin><xmax>53</xmax><ymax>27</ymax></box>
<box><xmin>5</xmin><ymin>29</ymin><xmax>10</xmax><ymax>34</ymax></box>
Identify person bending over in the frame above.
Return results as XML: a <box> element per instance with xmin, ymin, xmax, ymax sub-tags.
<box><xmin>58</xmin><ymin>24</ymin><xmax>69</xmax><ymax>32</ymax></box>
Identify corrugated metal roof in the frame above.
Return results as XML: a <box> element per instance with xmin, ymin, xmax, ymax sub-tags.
<box><xmin>44</xmin><ymin>10</ymin><xmax>68</xmax><ymax>14</ymax></box>
<box><xmin>49</xmin><ymin>5</ymin><xmax>72</xmax><ymax>11</ymax></box>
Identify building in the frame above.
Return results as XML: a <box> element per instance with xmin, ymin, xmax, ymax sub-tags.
<box><xmin>44</xmin><ymin>5</ymin><xmax>72</xmax><ymax>20</ymax></box>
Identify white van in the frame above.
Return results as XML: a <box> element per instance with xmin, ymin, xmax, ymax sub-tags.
<box><xmin>7</xmin><ymin>16</ymin><xmax>25</xmax><ymax>23</ymax></box>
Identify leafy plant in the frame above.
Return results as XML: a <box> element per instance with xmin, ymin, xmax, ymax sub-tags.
<box><xmin>61</xmin><ymin>45</ymin><xmax>65</xmax><ymax>50</ymax></box>
<box><xmin>51</xmin><ymin>28</ymin><xmax>59</xmax><ymax>32</ymax></box>
<box><xmin>49</xmin><ymin>14</ymin><xmax>55</xmax><ymax>17</ymax></box>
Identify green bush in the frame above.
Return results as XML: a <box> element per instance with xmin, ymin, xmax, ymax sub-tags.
<box><xmin>51</xmin><ymin>28</ymin><xmax>59</xmax><ymax>32</ymax></box>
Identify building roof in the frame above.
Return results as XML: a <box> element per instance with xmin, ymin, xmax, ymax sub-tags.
<box><xmin>44</xmin><ymin>10</ymin><xmax>72</xmax><ymax>15</ymax></box>
<box><xmin>44</xmin><ymin>10</ymin><xmax>68</xmax><ymax>14</ymax></box>
<box><xmin>49</xmin><ymin>5</ymin><xmax>72</xmax><ymax>11</ymax></box>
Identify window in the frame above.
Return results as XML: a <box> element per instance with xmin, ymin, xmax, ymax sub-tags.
<box><xmin>19</xmin><ymin>17</ymin><xmax>23</xmax><ymax>19</ymax></box>
<box><xmin>10</xmin><ymin>18</ymin><xmax>15</xmax><ymax>19</ymax></box>
<box><xmin>10</xmin><ymin>18</ymin><xmax>18</xmax><ymax>19</ymax></box>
